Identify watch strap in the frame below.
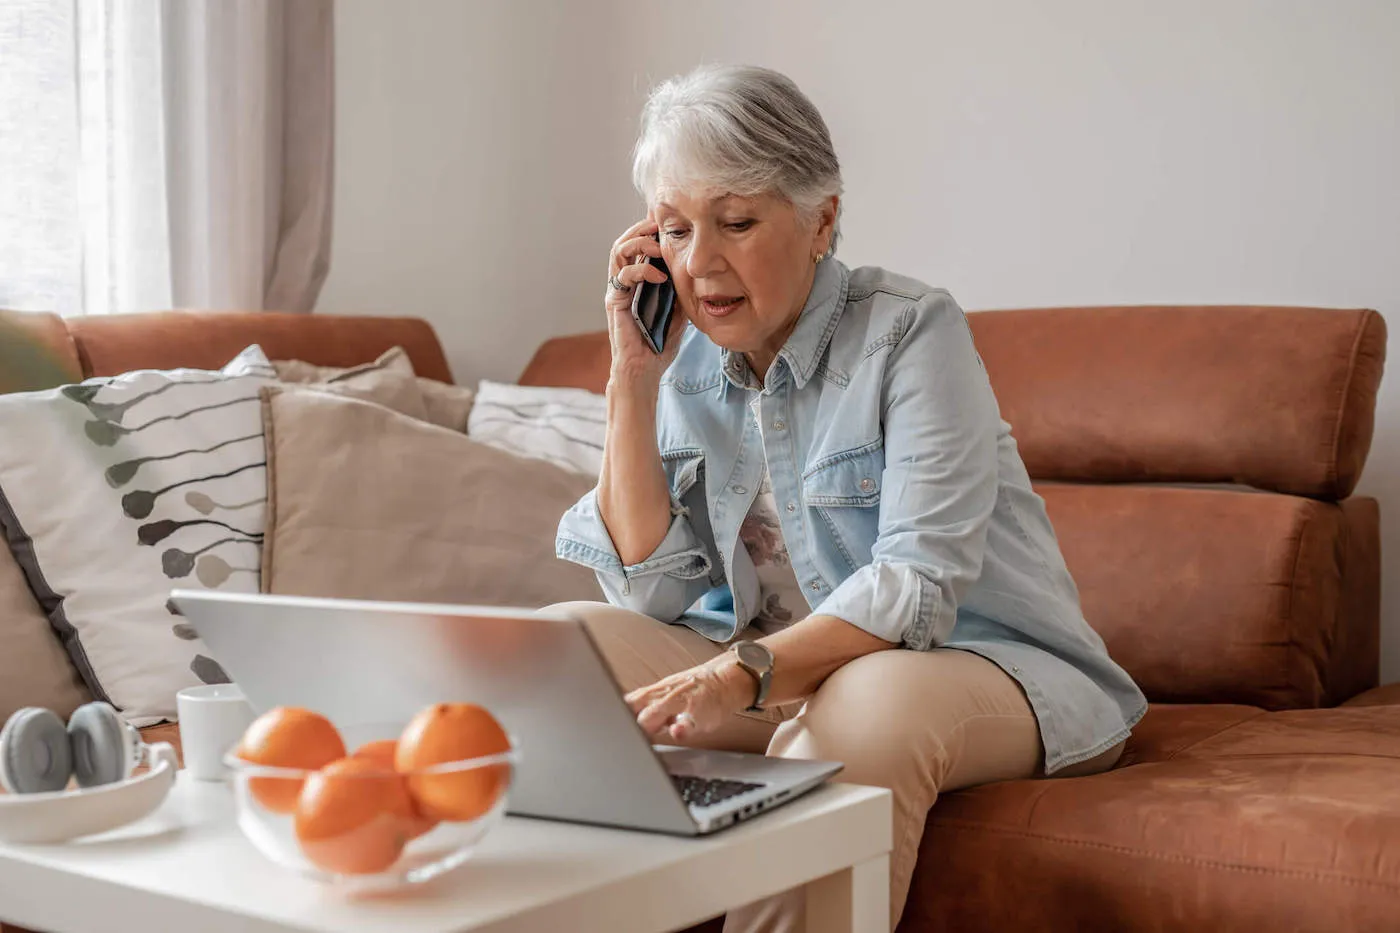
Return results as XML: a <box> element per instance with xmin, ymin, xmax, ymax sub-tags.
<box><xmin>747</xmin><ymin>668</ymin><xmax>772</xmax><ymax>713</ymax></box>
<box><xmin>731</xmin><ymin>642</ymin><xmax>773</xmax><ymax>713</ymax></box>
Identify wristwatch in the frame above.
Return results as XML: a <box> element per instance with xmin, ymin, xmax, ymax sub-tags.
<box><xmin>729</xmin><ymin>640</ymin><xmax>774</xmax><ymax>712</ymax></box>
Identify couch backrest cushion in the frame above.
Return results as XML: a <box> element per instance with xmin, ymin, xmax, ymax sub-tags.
<box><xmin>519</xmin><ymin>330</ymin><xmax>611</xmax><ymax>395</ymax></box>
<box><xmin>66</xmin><ymin>311</ymin><xmax>455</xmax><ymax>383</ymax></box>
<box><xmin>1040</xmin><ymin>482</ymin><xmax>1375</xmax><ymax>709</ymax></box>
<box><xmin>0</xmin><ymin>309</ymin><xmax>84</xmax><ymax>392</ymax></box>
<box><xmin>520</xmin><ymin>306</ymin><xmax>1386</xmax><ymax>501</ymax></box>
<box><xmin>969</xmin><ymin>305</ymin><xmax>1385</xmax><ymax>500</ymax></box>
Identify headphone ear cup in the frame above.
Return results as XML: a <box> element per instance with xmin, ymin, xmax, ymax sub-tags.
<box><xmin>67</xmin><ymin>702</ymin><xmax>134</xmax><ymax>788</ymax></box>
<box><xmin>0</xmin><ymin>707</ymin><xmax>74</xmax><ymax>794</ymax></box>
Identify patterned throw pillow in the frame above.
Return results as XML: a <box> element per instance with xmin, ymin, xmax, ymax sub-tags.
<box><xmin>0</xmin><ymin>346</ymin><xmax>277</xmax><ymax>725</ymax></box>
<box><xmin>467</xmin><ymin>380</ymin><xmax>606</xmax><ymax>475</ymax></box>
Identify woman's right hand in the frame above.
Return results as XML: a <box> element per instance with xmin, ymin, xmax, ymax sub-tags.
<box><xmin>598</xmin><ymin>216</ymin><xmax>685</xmax><ymax>565</ymax></box>
<box><xmin>605</xmin><ymin>216</ymin><xmax>685</xmax><ymax>393</ymax></box>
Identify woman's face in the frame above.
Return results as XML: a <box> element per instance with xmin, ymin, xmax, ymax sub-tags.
<box><xmin>652</xmin><ymin>186</ymin><xmax>837</xmax><ymax>376</ymax></box>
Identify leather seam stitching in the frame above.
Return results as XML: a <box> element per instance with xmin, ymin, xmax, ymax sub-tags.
<box><xmin>1168</xmin><ymin>750</ymin><xmax>1400</xmax><ymax>761</ymax></box>
<box><xmin>58</xmin><ymin>324</ymin><xmax>83</xmax><ymax>380</ymax></box>
<box><xmin>71</xmin><ymin>329</ymin><xmax>96</xmax><ymax>379</ymax></box>
<box><xmin>927</xmin><ymin>821</ymin><xmax>1400</xmax><ymax>892</ymax></box>
<box><xmin>1328</xmin><ymin>311</ymin><xmax>1370</xmax><ymax>498</ymax></box>
<box><xmin>1284</xmin><ymin>505</ymin><xmax>1314</xmax><ymax>706</ymax></box>
<box><xmin>1160</xmin><ymin>709</ymin><xmax>1270</xmax><ymax>761</ymax></box>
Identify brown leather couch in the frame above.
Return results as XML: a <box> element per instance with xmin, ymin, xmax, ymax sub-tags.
<box><xmin>2</xmin><ymin>304</ymin><xmax>1398</xmax><ymax>932</ymax></box>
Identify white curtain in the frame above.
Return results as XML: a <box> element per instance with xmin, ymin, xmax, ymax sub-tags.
<box><xmin>0</xmin><ymin>0</ymin><xmax>334</xmax><ymax>316</ymax></box>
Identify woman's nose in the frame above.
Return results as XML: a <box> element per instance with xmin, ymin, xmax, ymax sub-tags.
<box><xmin>685</xmin><ymin>230</ymin><xmax>726</xmax><ymax>279</ymax></box>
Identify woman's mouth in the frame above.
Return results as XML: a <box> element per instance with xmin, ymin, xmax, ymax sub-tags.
<box><xmin>699</xmin><ymin>295</ymin><xmax>745</xmax><ymax>317</ymax></box>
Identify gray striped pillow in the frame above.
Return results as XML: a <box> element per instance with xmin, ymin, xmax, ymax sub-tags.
<box><xmin>467</xmin><ymin>380</ymin><xmax>606</xmax><ymax>476</ymax></box>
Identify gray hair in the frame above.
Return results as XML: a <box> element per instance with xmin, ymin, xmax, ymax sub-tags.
<box><xmin>632</xmin><ymin>64</ymin><xmax>843</xmax><ymax>257</ymax></box>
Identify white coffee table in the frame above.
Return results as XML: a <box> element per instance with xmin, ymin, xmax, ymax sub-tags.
<box><xmin>0</xmin><ymin>771</ymin><xmax>891</xmax><ymax>933</ymax></box>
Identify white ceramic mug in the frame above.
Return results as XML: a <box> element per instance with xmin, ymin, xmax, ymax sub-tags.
<box><xmin>176</xmin><ymin>684</ymin><xmax>256</xmax><ymax>781</ymax></box>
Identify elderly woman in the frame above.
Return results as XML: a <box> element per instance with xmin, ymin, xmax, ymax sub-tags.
<box><xmin>554</xmin><ymin>63</ymin><xmax>1146</xmax><ymax>932</ymax></box>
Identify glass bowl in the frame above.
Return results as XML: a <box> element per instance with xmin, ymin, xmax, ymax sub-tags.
<box><xmin>223</xmin><ymin>724</ymin><xmax>518</xmax><ymax>893</ymax></box>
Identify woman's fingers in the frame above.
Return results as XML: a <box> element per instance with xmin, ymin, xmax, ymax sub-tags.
<box><xmin>605</xmin><ymin>260</ymin><xmax>668</xmax><ymax>317</ymax></box>
<box><xmin>628</xmin><ymin>674</ymin><xmax>690</xmax><ymax>734</ymax></box>
<box><xmin>618</xmin><ymin>259</ymin><xmax>668</xmax><ymax>289</ymax></box>
<box><xmin>611</xmin><ymin>234</ymin><xmax>663</xmax><ymax>274</ymax></box>
<box><xmin>605</xmin><ymin>226</ymin><xmax>666</xmax><ymax>309</ymax></box>
<box><xmin>638</xmin><ymin>688</ymin><xmax>693</xmax><ymax>740</ymax></box>
<box><xmin>623</xmin><ymin>680</ymin><xmax>664</xmax><ymax>715</ymax></box>
<box><xmin>611</xmin><ymin>216</ymin><xmax>654</xmax><ymax>250</ymax></box>
<box><xmin>611</xmin><ymin>219</ymin><xmax>659</xmax><ymax>262</ymax></box>
<box><xmin>603</xmin><ymin>213</ymin><xmax>673</xmax><ymax>387</ymax></box>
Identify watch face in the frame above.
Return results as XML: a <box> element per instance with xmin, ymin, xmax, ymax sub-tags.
<box><xmin>734</xmin><ymin>640</ymin><xmax>772</xmax><ymax>670</ymax></box>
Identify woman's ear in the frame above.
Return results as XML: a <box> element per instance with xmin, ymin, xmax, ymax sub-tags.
<box><xmin>814</xmin><ymin>195</ymin><xmax>840</xmax><ymax>257</ymax></box>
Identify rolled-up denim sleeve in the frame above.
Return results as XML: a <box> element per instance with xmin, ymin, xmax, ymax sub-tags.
<box><xmin>813</xmin><ymin>291</ymin><xmax>999</xmax><ymax>650</ymax></box>
<box><xmin>555</xmin><ymin>486</ymin><xmax>714</xmax><ymax>623</ymax></box>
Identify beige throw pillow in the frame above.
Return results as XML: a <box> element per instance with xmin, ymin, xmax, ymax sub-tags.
<box><xmin>259</xmin><ymin>385</ymin><xmax>602</xmax><ymax>608</ymax></box>
<box><xmin>297</xmin><ymin>369</ymin><xmax>429</xmax><ymax>422</ymax></box>
<box><xmin>270</xmin><ymin>348</ymin><xmax>415</xmax><ymax>385</ymax></box>
<box><xmin>417</xmin><ymin>382</ymin><xmax>477</xmax><ymax>434</ymax></box>
<box><xmin>0</xmin><ymin>547</ymin><xmax>92</xmax><ymax>724</ymax></box>
<box><xmin>272</xmin><ymin>347</ymin><xmax>476</xmax><ymax>433</ymax></box>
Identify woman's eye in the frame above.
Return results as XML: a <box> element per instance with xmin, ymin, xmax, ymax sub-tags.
<box><xmin>727</xmin><ymin>220</ymin><xmax>753</xmax><ymax>231</ymax></box>
<box><xmin>663</xmin><ymin>228</ymin><xmax>689</xmax><ymax>240</ymax></box>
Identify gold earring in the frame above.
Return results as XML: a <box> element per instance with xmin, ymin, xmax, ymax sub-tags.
<box><xmin>812</xmin><ymin>253</ymin><xmax>823</xmax><ymax>264</ymax></box>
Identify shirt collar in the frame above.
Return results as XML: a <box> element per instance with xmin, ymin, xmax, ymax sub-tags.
<box><xmin>719</xmin><ymin>258</ymin><xmax>849</xmax><ymax>393</ymax></box>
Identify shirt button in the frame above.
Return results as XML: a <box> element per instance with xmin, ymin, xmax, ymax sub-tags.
<box><xmin>1011</xmin><ymin>666</ymin><xmax>1022</xmax><ymax>674</ymax></box>
<box><xmin>859</xmin><ymin>478</ymin><xmax>876</xmax><ymax>492</ymax></box>
<box><xmin>772</xmin><ymin>419</ymin><xmax>786</xmax><ymax>431</ymax></box>
<box><xmin>808</xmin><ymin>580</ymin><xmax>821</xmax><ymax>591</ymax></box>
<box><xmin>786</xmin><ymin>501</ymin><xmax>797</xmax><ymax>513</ymax></box>
<box><xmin>732</xmin><ymin>485</ymin><xmax>748</xmax><ymax>496</ymax></box>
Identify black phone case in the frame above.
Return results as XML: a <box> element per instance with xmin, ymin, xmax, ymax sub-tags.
<box><xmin>631</xmin><ymin>255</ymin><xmax>676</xmax><ymax>354</ymax></box>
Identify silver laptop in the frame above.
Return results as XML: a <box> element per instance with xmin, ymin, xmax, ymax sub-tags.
<box><xmin>167</xmin><ymin>590</ymin><xmax>841</xmax><ymax>836</ymax></box>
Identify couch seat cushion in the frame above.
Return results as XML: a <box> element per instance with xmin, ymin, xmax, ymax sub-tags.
<box><xmin>1342</xmin><ymin>683</ymin><xmax>1400</xmax><ymax>708</ymax></box>
<box><xmin>899</xmin><ymin>702</ymin><xmax>1400</xmax><ymax>932</ymax></box>
<box><xmin>136</xmin><ymin>722</ymin><xmax>184</xmax><ymax>773</ymax></box>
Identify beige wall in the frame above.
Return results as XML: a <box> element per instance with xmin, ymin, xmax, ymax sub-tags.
<box><xmin>319</xmin><ymin>0</ymin><xmax>634</xmax><ymax>384</ymax></box>
<box><xmin>320</xmin><ymin>0</ymin><xmax>1400</xmax><ymax>679</ymax></box>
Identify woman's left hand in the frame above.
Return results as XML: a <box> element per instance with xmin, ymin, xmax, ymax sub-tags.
<box><xmin>624</xmin><ymin>657</ymin><xmax>750</xmax><ymax>744</ymax></box>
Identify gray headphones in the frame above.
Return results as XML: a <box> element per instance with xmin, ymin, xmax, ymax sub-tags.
<box><xmin>0</xmin><ymin>702</ymin><xmax>145</xmax><ymax>794</ymax></box>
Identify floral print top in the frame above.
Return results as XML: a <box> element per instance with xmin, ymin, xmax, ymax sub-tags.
<box><xmin>738</xmin><ymin>466</ymin><xmax>807</xmax><ymax>636</ymax></box>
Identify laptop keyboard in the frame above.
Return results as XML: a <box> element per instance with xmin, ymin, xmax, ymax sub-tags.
<box><xmin>670</xmin><ymin>774</ymin><xmax>767</xmax><ymax>809</ymax></box>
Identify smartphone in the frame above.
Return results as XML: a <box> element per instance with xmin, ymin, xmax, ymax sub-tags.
<box><xmin>630</xmin><ymin>245</ymin><xmax>676</xmax><ymax>355</ymax></box>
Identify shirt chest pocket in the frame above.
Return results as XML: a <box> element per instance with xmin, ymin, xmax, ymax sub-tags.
<box><xmin>662</xmin><ymin>449</ymin><xmax>706</xmax><ymax>504</ymax></box>
<box><xmin>801</xmin><ymin>442</ymin><xmax>884</xmax><ymax>571</ymax></box>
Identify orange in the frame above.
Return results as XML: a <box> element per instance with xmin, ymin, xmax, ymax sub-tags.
<box><xmin>395</xmin><ymin>703</ymin><xmax>511</xmax><ymax>822</ymax></box>
<box><xmin>350</xmin><ymin>738</ymin><xmax>439</xmax><ymax>839</ymax></box>
<box><xmin>350</xmin><ymin>739</ymin><xmax>399</xmax><ymax>769</ymax></box>
<box><xmin>236</xmin><ymin>707</ymin><xmax>347</xmax><ymax>814</ymax></box>
<box><xmin>294</xmin><ymin>757</ymin><xmax>415</xmax><ymax>875</ymax></box>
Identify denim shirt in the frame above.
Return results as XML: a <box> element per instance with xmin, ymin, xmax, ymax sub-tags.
<box><xmin>556</xmin><ymin>259</ymin><xmax>1147</xmax><ymax>773</ymax></box>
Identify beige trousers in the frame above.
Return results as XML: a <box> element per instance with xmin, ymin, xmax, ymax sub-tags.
<box><xmin>549</xmin><ymin>601</ymin><xmax>1123</xmax><ymax>933</ymax></box>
